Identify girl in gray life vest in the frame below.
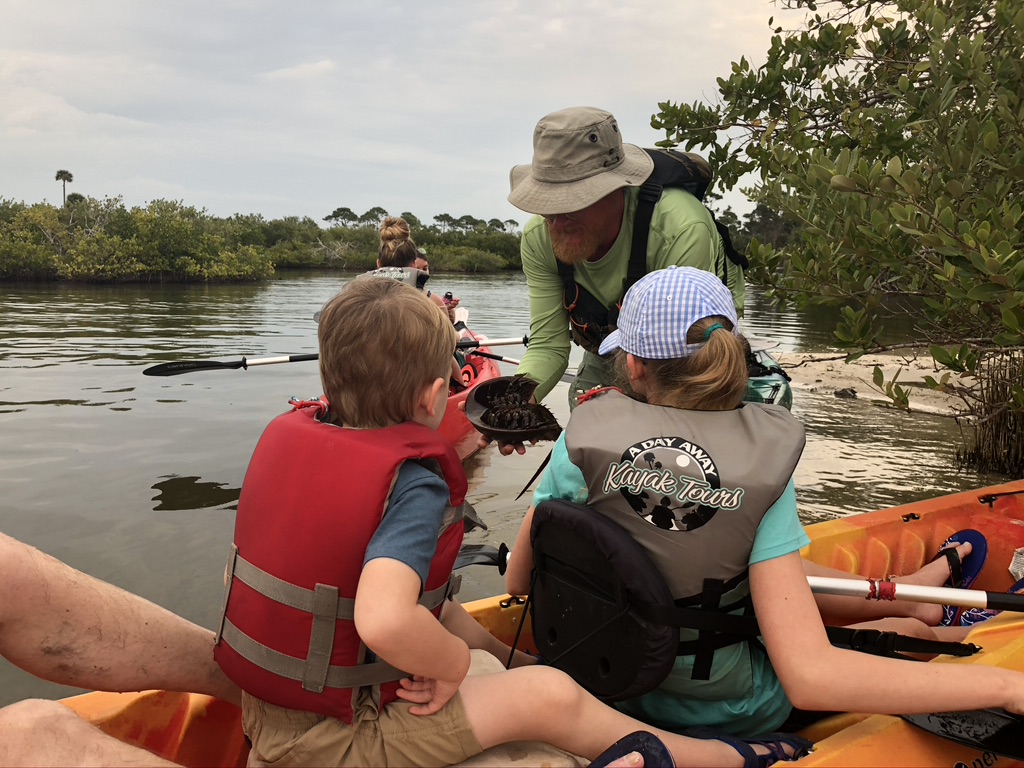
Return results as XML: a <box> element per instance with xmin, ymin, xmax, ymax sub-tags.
<box><xmin>505</xmin><ymin>265</ymin><xmax>1024</xmax><ymax>738</ymax></box>
<box><xmin>371</xmin><ymin>216</ymin><xmax>454</xmax><ymax>320</ymax></box>
<box><xmin>365</xmin><ymin>216</ymin><xmax>463</xmax><ymax>384</ymax></box>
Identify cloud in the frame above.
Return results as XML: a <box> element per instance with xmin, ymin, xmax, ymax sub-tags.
<box><xmin>0</xmin><ymin>0</ymin><xmax>788</xmax><ymax>222</ymax></box>
<box><xmin>262</xmin><ymin>59</ymin><xmax>337</xmax><ymax>81</ymax></box>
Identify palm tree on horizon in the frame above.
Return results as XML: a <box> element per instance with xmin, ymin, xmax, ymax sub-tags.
<box><xmin>55</xmin><ymin>169</ymin><xmax>73</xmax><ymax>205</ymax></box>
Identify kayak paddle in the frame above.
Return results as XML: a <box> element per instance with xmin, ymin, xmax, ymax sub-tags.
<box><xmin>143</xmin><ymin>353</ymin><xmax>320</xmax><ymax>376</ymax></box>
<box><xmin>143</xmin><ymin>337</ymin><xmax>530</xmax><ymax>377</ymax></box>
<box><xmin>455</xmin><ymin>543</ymin><xmax>509</xmax><ymax>573</ymax></box>
<box><xmin>902</xmin><ymin>709</ymin><xmax>1024</xmax><ymax>761</ymax></box>
<box><xmin>455</xmin><ymin>544</ymin><xmax>507</xmax><ymax>571</ymax></box>
<box><xmin>454</xmin><ymin>548</ymin><xmax>1024</xmax><ymax>614</ymax></box>
<box><xmin>807</xmin><ymin>575</ymin><xmax>1024</xmax><ymax>614</ymax></box>
<box><xmin>468</xmin><ymin>350</ymin><xmax>577</xmax><ymax>385</ymax></box>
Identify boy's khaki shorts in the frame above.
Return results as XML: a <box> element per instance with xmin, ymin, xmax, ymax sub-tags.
<box><xmin>242</xmin><ymin>685</ymin><xmax>482</xmax><ymax>767</ymax></box>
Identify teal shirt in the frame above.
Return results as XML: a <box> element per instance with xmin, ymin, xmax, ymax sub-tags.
<box><xmin>516</xmin><ymin>187</ymin><xmax>744</xmax><ymax>402</ymax></box>
<box><xmin>534</xmin><ymin>432</ymin><xmax>808</xmax><ymax>735</ymax></box>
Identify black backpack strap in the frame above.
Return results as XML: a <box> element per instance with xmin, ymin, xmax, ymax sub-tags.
<box><xmin>556</xmin><ymin>248</ymin><xmax>629</xmax><ymax>353</ymax></box>
<box><xmin>629</xmin><ymin>182</ymin><xmax>661</xmax><ymax>292</ymax></box>
<box><xmin>556</xmin><ymin>258</ymin><xmax>579</xmax><ymax>312</ymax></box>
<box><xmin>825</xmin><ymin>626</ymin><xmax>981</xmax><ymax>660</ymax></box>
<box><xmin>633</xmin><ymin>148</ymin><xmax>748</xmax><ymax>287</ymax></box>
<box><xmin>633</xmin><ymin>599</ymin><xmax>758</xmax><ymax>635</ymax></box>
<box><xmin>691</xmin><ymin>577</ymin><xmax>726</xmax><ymax>680</ymax></box>
<box><xmin>712</xmin><ymin>215</ymin><xmax>749</xmax><ymax>270</ymax></box>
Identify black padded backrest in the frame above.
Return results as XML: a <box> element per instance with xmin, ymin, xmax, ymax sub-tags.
<box><xmin>529</xmin><ymin>500</ymin><xmax>678</xmax><ymax>702</ymax></box>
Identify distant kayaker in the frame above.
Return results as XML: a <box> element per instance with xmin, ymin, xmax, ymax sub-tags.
<box><xmin>376</xmin><ymin>216</ymin><xmax>455</xmax><ymax>321</ymax></box>
<box><xmin>213</xmin><ymin>277</ymin><xmax>810</xmax><ymax>768</ymax></box>
<box><xmin>0</xmin><ymin>531</ymin><xmax>239</xmax><ymax>766</ymax></box>
<box><xmin>507</xmin><ymin>106</ymin><xmax>744</xmax><ymax>420</ymax></box>
<box><xmin>505</xmin><ymin>266</ymin><xmax>1024</xmax><ymax>737</ymax></box>
<box><xmin>368</xmin><ymin>216</ymin><xmax>463</xmax><ymax>384</ymax></box>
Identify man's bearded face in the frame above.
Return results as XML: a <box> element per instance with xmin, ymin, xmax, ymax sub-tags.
<box><xmin>544</xmin><ymin>191</ymin><xmax>622</xmax><ymax>266</ymax></box>
<box><xmin>549</xmin><ymin>218</ymin><xmax>605</xmax><ymax>265</ymax></box>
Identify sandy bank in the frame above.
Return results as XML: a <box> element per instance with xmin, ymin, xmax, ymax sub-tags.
<box><xmin>775</xmin><ymin>351</ymin><xmax>969</xmax><ymax>418</ymax></box>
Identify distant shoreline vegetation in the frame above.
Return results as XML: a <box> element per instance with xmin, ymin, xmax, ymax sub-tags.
<box><xmin>0</xmin><ymin>197</ymin><xmax>523</xmax><ymax>283</ymax></box>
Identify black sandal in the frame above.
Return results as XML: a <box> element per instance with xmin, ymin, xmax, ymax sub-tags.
<box><xmin>591</xmin><ymin>731</ymin><xmax>673</xmax><ymax>767</ymax></box>
<box><xmin>933</xmin><ymin>545</ymin><xmax>964</xmax><ymax>588</ymax></box>
<box><xmin>685</xmin><ymin>728</ymin><xmax>813</xmax><ymax>768</ymax></box>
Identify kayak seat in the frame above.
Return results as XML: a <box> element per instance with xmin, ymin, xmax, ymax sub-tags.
<box><xmin>527</xmin><ymin>500</ymin><xmax>684</xmax><ymax>702</ymax></box>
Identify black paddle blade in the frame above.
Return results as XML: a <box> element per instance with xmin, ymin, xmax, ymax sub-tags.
<box><xmin>455</xmin><ymin>544</ymin><xmax>501</xmax><ymax>570</ymax></box>
<box><xmin>454</xmin><ymin>543</ymin><xmax>509</xmax><ymax>574</ymax></box>
<box><xmin>901</xmin><ymin>709</ymin><xmax>1024</xmax><ymax>760</ymax></box>
<box><xmin>143</xmin><ymin>359</ymin><xmax>242</xmax><ymax>376</ymax></box>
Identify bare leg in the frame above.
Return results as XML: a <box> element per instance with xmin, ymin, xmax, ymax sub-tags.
<box><xmin>440</xmin><ymin>599</ymin><xmax>536</xmax><ymax>667</ymax></box>
<box><xmin>459</xmin><ymin>666</ymin><xmax>793</xmax><ymax>767</ymax></box>
<box><xmin>0</xmin><ymin>698</ymin><xmax>178</xmax><ymax>767</ymax></box>
<box><xmin>0</xmin><ymin>533</ymin><xmax>239</xmax><ymax>704</ymax></box>
<box><xmin>806</xmin><ymin>542</ymin><xmax>971</xmax><ymax>627</ymax></box>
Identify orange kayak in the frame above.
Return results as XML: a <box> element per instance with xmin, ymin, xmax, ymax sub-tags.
<box><xmin>60</xmin><ymin>481</ymin><xmax>1024</xmax><ymax>767</ymax></box>
<box><xmin>440</xmin><ymin>329</ymin><xmax>502</xmax><ymax>461</ymax></box>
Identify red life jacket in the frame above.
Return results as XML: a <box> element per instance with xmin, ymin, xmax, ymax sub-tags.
<box><xmin>214</xmin><ymin>404</ymin><xmax>467</xmax><ymax>722</ymax></box>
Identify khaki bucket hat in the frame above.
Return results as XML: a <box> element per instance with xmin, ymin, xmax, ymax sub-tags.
<box><xmin>508</xmin><ymin>107</ymin><xmax>654</xmax><ymax>216</ymax></box>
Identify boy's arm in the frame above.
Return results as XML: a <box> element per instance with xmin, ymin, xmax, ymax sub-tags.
<box><xmin>354</xmin><ymin>557</ymin><xmax>470</xmax><ymax>692</ymax></box>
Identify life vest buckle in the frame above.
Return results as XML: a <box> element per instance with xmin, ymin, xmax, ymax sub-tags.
<box><xmin>288</xmin><ymin>395</ymin><xmax>330</xmax><ymax>417</ymax></box>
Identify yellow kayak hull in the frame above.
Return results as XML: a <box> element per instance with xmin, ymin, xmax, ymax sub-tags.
<box><xmin>61</xmin><ymin>480</ymin><xmax>1024</xmax><ymax>767</ymax></box>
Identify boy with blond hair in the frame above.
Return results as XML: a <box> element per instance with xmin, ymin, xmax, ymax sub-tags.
<box><xmin>214</xmin><ymin>278</ymin><xmax>798</xmax><ymax>767</ymax></box>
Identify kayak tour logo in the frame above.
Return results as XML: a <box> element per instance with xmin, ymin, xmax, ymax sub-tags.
<box><xmin>602</xmin><ymin>436</ymin><xmax>744</xmax><ymax>532</ymax></box>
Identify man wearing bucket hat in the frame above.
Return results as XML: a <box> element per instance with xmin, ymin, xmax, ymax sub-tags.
<box><xmin>507</xmin><ymin>106</ymin><xmax>743</xmax><ymax>412</ymax></box>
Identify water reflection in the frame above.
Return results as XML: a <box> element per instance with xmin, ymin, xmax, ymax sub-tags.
<box><xmin>151</xmin><ymin>475</ymin><xmax>240</xmax><ymax>511</ymax></box>
<box><xmin>791</xmin><ymin>389</ymin><xmax>1004</xmax><ymax>523</ymax></box>
<box><xmin>0</xmin><ymin>271</ymin><xmax>1007</xmax><ymax>706</ymax></box>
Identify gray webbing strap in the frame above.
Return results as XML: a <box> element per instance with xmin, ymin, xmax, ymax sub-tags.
<box><xmin>219</xmin><ymin>548</ymin><xmax>458</xmax><ymax>689</ymax></box>
<box><xmin>444</xmin><ymin>574</ymin><xmax>461</xmax><ymax>602</ymax></box>
<box><xmin>231</xmin><ymin>552</ymin><xmax>454</xmax><ymax>614</ymax></box>
<box><xmin>232</xmin><ymin>552</ymin><xmax>356</xmax><ymax>619</ymax></box>
<box><xmin>444</xmin><ymin>500</ymin><xmax>469</xmax><ymax>530</ymax></box>
<box><xmin>220</xmin><ymin>618</ymin><xmax>405</xmax><ymax>689</ymax></box>
<box><xmin>303</xmin><ymin>583</ymin><xmax>340</xmax><ymax>692</ymax></box>
<box><xmin>423</xmin><ymin>575</ymin><xmax>457</xmax><ymax>609</ymax></box>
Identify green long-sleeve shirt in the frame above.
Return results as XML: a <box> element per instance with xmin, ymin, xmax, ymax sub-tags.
<box><xmin>516</xmin><ymin>187</ymin><xmax>745</xmax><ymax>402</ymax></box>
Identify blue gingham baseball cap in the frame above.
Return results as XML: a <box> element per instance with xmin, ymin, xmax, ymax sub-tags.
<box><xmin>598</xmin><ymin>266</ymin><xmax>738</xmax><ymax>358</ymax></box>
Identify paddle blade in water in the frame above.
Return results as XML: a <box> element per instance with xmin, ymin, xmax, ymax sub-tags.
<box><xmin>143</xmin><ymin>359</ymin><xmax>242</xmax><ymax>376</ymax></box>
<box><xmin>142</xmin><ymin>353</ymin><xmax>319</xmax><ymax>376</ymax></box>
<box><xmin>901</xmin><ymin>709</ymin><xmax>1024</xmax><ymax>760</ymax></box>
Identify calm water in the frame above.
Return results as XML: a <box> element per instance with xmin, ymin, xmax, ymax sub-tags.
<box><xmin>0</xmin><ymin>272</ymin><xmax>1003</xmax><ymax>704</ymax></box>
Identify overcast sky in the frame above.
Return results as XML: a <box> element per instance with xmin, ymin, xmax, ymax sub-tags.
<box><xmin>2</xmin><ymin>1</ymin><xmax>797</xmax><ymax>227</ymax></box>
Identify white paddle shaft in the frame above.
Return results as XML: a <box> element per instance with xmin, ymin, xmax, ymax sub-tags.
<box><xmin>808</xmin><ymin>575</ymin><xmax>992</xmax><ymax>609</ymax></box>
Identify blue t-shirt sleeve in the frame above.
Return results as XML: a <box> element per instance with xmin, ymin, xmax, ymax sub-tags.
<box><xmin>364</xmin><ymin>461</ymin><xmax>449</xmax><ymax>588</ymax></box>
<box><xmin>532</xmin><ymin>432</ymin><xmax>589</xmax><ymax>507</ymax></box>
<box><xmin>749</xmin><ymin>478</ymin><xmax>809</xmax><ymax>565</ymax></box>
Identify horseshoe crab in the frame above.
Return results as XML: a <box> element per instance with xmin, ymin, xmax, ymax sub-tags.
<box><xmin>465</xmin><ymin>376</ymin><xmax>562</xmax><ymax>443</ymax></box>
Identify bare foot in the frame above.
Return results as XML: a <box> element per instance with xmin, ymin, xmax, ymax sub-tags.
<box><xmin>902</xmin><ymin>542</ymin><xmax>973</xmax><ymax>586</ymax></box>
